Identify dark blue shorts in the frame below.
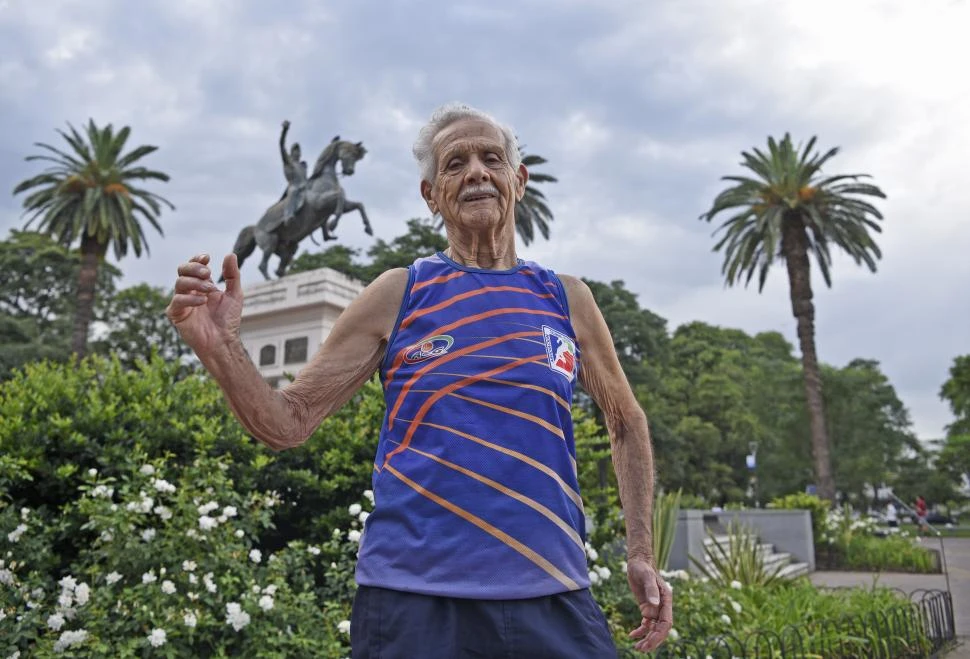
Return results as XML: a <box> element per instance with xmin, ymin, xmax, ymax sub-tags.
<box><xmin>350</xmin><ymin>585</ymin><xmax>618</xmax><ymax>658</ymax></box>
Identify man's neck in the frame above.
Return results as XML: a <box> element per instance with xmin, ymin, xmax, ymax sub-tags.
<box><xmin>444</xmin><ymin>225</ymin><xmax>518</xmax><ymax>270</ymax></box>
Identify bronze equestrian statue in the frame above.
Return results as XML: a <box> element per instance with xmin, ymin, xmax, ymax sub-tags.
<box><xmin>229</xmin><ymin>121</ymin><xmax>373</xmax><ymax>280</ymax></box>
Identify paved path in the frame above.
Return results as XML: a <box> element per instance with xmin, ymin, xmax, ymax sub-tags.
<box><xmin>810</xmin><ymin>537</ymin><xmax>970</xmax><ymax>657</ymax></box>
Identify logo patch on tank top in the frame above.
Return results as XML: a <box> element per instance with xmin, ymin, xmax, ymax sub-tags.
<box><xmin>403</xmin><ymin>334</ymin><xmax>454</xmax><ymax>364</ymax></box>
<box><xmin>542</xmin><ymin>325</ymin><xmax>577</xmax><ymax>382</ymax></box>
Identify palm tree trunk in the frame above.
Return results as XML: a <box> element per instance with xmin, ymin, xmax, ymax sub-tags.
<box><xmin>782</xmin><ymin>218</ymin><xmax>836</xmax><ymax>502</ymax></box>
<box><xmin>71</xmin><ymin>234</ymin><xmax>104</xmax><ymax>358</ymax></box>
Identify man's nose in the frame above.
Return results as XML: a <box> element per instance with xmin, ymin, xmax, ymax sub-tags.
<box><xmin>463</xmin><ymin>156</ymin><xmax>490</xmax><ymax>183</ymax></box>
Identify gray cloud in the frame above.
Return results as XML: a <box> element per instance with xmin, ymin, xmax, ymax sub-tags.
<box><xmin>1</xmin><ymin>0</ymin><xmax>965</xmax><ymax>439</ymax></box>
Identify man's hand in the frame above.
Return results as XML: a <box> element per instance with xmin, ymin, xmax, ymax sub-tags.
<box><xmin>627</xmin><ymin>557</ymin><xmax>673</xmax><ymax>653</ymax></box>
<box><xmin>165</xmin><ymin>253</ymin><xmax>244</xmax><ymax>356</ymax></box>
<box><xmin>282</xmin><ymin>119</ymin><xmax>290</xmax><ymax>130</ymax></box>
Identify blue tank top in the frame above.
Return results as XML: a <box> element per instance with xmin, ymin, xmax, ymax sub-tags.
<box><xmin>354</xmin><ymin>252</ymin><xmax>590</xmax><ymax>599</ymax></box>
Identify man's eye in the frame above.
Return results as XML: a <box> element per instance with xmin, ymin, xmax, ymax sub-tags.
<box><xmin>446</xmin><ymin>158</ymin><xmax>463</xmax><ymax>169</ymax></box>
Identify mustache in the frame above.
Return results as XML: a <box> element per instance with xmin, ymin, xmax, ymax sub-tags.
<box><xmin>459</xmin><ymin>184</ymin><xmax>499</xmax><ymax>201</ymax></box>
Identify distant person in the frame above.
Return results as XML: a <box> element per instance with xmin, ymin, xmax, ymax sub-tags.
<box><xmin>885</xmin><ymin>502</ymin><xmax>898</xmax><ymax>528</ymax></box>
<box><xmin>915</xmin><ymin>496</ymin><xmax>928</xmax><ymax>533</ymax></box>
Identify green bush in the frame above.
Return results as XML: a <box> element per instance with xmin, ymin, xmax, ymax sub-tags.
<box><xmin>838</xmin><ymin>535</ymin><xmax>937</xmax><ymax>573</ymax></box>
<box><xmin>0</xmin><ymin>355</ymin><xmax>383</xmax><ymax>555</ymax></box>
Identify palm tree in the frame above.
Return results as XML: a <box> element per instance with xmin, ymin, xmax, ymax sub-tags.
<box><xmin>13</xmin><ymin>120</ymin><xmax>174</xmax><ymax>357</ymax></box>
<box><xmin>515</xmin><ymin>148</ymin><xmax>558</xmax><ymax>245</ymax></box>
<box><xmin>699</xmin><ymin>134</ymin><xmax>886</xmax><ymax>502</ymax></box>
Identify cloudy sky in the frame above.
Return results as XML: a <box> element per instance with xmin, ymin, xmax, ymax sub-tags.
<box><xmin>1</xmin><ymin>0</ymin><xmax>966</xmax><ymax>440</ymax></box>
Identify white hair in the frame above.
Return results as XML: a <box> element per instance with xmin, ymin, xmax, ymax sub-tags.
<box><xmin>412</xmin><ymin>102</ymin><xmax>521</xmax><ymax>182</ymax></box>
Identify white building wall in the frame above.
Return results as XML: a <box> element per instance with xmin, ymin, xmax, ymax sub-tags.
<box><xmin>238</xmin><ymin>267</ymin><xmax>365</xmax><ymax>387</ymax></box>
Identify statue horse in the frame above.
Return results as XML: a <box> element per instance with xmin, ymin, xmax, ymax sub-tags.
<box><xmin>229</xmin><ymin>137</ymin><xmax>372</xmax><ymax>280</ymax></box>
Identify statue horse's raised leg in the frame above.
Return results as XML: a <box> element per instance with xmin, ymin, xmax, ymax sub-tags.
<box><xmin>331</xmin><ymin>199</ymin><xmax>373</xmax><ymax>236</ymax></box>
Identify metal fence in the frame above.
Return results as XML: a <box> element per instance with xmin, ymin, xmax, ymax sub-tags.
<box><xmin>619</xmin><ymin>589</ymin><xmax>955</xmax><ymax>658</ymax></box>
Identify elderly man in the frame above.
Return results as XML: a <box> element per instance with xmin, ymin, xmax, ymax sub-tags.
<box><xmin>166</xmin><ymin>103</ymin><xmax>671</xmax><ymax>657</ymax></box>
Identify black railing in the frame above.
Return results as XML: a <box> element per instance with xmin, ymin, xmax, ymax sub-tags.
<box><xmin>619</xmin><ymin>589</ymin><xmax>955</xmax><ymax>658</ymax></box>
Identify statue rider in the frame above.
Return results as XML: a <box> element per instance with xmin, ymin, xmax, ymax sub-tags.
<box><xmin>280</xmin><ymin>120</ymin><xmax>307</xmax><ymax>226</ymax></box>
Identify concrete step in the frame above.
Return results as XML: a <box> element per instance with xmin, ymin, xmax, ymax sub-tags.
<box><xmin>777</xmin><ymin>562</ymin><xmax>810</xmax><ymax>579</ymax></box>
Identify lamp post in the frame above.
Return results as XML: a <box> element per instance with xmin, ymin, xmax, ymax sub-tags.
<box><xmin>746</xmin><ymin>441</ymin><xmax>758</xmax><ymax>508</ymax></box>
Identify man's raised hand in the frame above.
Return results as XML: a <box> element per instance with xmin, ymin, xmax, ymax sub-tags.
<box><xmin>165</xmin><ymin>253</ymin><xmax>244</xmax><ymax>355</ymax></box>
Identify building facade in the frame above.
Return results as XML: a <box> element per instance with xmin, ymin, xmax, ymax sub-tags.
<box><xmin>239</xmin><ymin>267</ymin><xmax>365</xmax><ymax>387</ymax></box>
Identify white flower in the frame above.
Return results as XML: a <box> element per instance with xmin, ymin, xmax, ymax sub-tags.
<box><xmin>348</xmin><ymin>503</ymin><xmax>362</xmax><ymax>516</ymax></box>
<box><xmin>198</xmin><ymin>515</ymin><xmax>218</xmax><ymax>531</ymax></box>
<box><xmin>669</xmin><ymin>628</ymin><xmax>680</xmax><ymax>641</ymax></box>
<box><xmin>126</xmin><ymin>496</ymin><xmax>154</xmax><ymax>514</ymax></box>
<box><xmin>141</xmin><ymin>529</ymin><xmax>156</xmax><ymax>542</ymax></box>
<box><xmin>308</xmin><ymin>545</ymin><xmax>321</xmax><ymax>556</ymax></box>
<box><xmin>139</xmin><ymin>464</ymin><xmax>155</xmax><ymax>475</ymax></box>
<box><xmin>99</xmin><ymin>531</ymin><xmax>114</xmax><ymax>542</ymax></box>
<box><xmin>161</xmin><ymin>580</ymin><xmax>176</xmax><ymax>595</ymax></box>
<box><xmin>74</xmin><ymin>582</ymin><xmax>90</xmax><ymax>606</ymax></box>
<box><xmin>142</xmin><ymin>571</ymin><xmax>157</xmax><ymax>584</ymax></box>
<box><xmin>59</xmin><ymin>575</ymin><xmax>78</xmax><ymax>591</ymax></box>
<box><xmin>262</xmin><ymin>584</ymin><xmax>278</xmax><ymax>595</ymax></box>
<box><xmin>204</xmin><ymin>573</ymin><xmax>217</xmax><ymax>593</ymax></box>
<box><xmin>0</xmin><ymin>610</ymin><xmax>6</xmax><ymax>621</ymax></box>
<box><xmin>182</xmin><ymin>560</ymin><xmax>197</xmax><ymax>572</ymax></box>
<box><xmin>252</xmin><ymin>584</ymin><xmax>261</xmax><ymax>593</ymax></box>
<box><xmin>363</xmin><ymin>489</ymin><xmax>375</xmax><ymax>505</ymax></box>
<box><xmin>88</xmin><ymin>468</ymin><xmax>98</xmax><ymax>477</ymax></box>
<box><xmin>7</xmin><ymin>524</ymin><xmax>27</xmax><ymax>543</ymax></box>
<box><xmin>146</xmin><ymin>628</ymin><xmax>167</xmax><ymax>647</ymax></box>
<box><xmin>225</xmin><ymin>602</ymin><xmax>251</xmax><ymax>631</ymax></box>
<box><xmin>337</xmin><ymin>619</ymin><xmax>351</xmax><ymax>634</ymax></box>
<box><xmin>235</xmin><ymin>529</ymin><xmax>245</xmax><ymax>538</ymax></box>
<box><xmin>152</xmin><ymin>478</ymin><xmax>176</xmax><ymax>494</ymax></box>
<box><xmin>730</xmin><ymin>580</ymin><xmax>742</xmax><ymax>590</ymax></box>
<box><xmin>258</xmin><ymin>594</ymin><xmax>275</xmax><ymax>611</ymax></box>
<box><xmin>730</xmin><ymin>600</ymin><xmax>742</xmax><ymax>614</ymax></box>
<box><xmin>594</xmin><ymin>565</ymin><xmax>611</xmax><ymax>581</ymax></box>
<box><xmin>198</xmin><ymin>501</ymin><xmax>219</xmax><ymax>515</ymax></box>
<box><xmin>154</xmin><ymin>506</ymin><xmax>173</xmax><ymax>521</ymax></box>
<box><xmin>91</xmin><ymin>485</ymin><xmax>114</xmax><ymax>499</ymax></box>
<box><xmin>47</xmin><ymin>613</ymin><xmax>66</xmax><ymax>631</ymax></box>
<box><xmin>189</xmin><ymin>574</ymin><xmax>198</xmax><ymax>584</ymax></box>
<box><xmin>106</xmin><ymin>572</ymin><xmax>122</xmax><ymax>585</ymax></box>
<box><xmin>588</xmin><ymin>570</ymin><xmax>601</xmax><ymax>585</ymax></box>
<box><xmin>57</xmin><ymin>592</ymin><xmax>73</xmax><ymax>608</ymax></box>
<box><xmin>222</xmin><ymin>506</ymin><xmax>238</xmax><ymax>518</ymax></box>
<box><xmin>184</xmin><ymin>611</ymin><xmax>198</xmax><ymax>628</ymax></box>
<box><xmin>358</xmin><ymin>511</ymin><xmax>370</xmax><ymax>524</ymax></box>
<box><xmin>53</xmin><ymin>629</ymin><xmax>89</xmax><ymax>652</ymax></box>
<box><xmin>721</xmin><ymin>614</ymin><xmax>732</xmax><ymax>625</ymax></box>
<box><xmin>348</xmin><ymin>530</ymin><xmax>362</xmax><ymax>543</ymax></box>
<box><xmin>249</xmin><ymin>549</ymin><xmax>262</xmax><ymax>564</ymax></box>
<box><xmin>186</xmin><ymin>528</ymin><xmax>199</xmax><ymax>539</ymax></box>
<box><xmin>0</xmin><ymin>569</ymin><xmax>10</xmax><ymax>586</ymax></box>
<box><xmin>20</xmin><ymin>508</ymin><xmax>29</xmax><ymax>519</ymax></box>
<box><xmin>585</xmin><ymin>545</ymin><xmax>599</xmax><ymax>562</ymax></box>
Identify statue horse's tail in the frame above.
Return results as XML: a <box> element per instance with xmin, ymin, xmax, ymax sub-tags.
<box><xmin>219</xmin><ymin>225</ymin><xmax>257</xmax><ymax>282</ymax></box>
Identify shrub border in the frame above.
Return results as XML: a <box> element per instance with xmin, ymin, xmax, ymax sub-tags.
<box><xmin>629</xmin><ymin>588</ymin><xmax>955</xmax><ymax>658</ymax></box>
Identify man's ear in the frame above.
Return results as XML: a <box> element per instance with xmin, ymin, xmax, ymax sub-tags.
<box><xmin>420</xmin><ymin>180</ymin><xmax>436</xmax><ymax>214</ymax></box>
<box><xmin>515</xmin><ymin>163</ymin><xmax>529</xmax><ymax>201</ymax></box>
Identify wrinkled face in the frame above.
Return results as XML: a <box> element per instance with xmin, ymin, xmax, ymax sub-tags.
<box><xmin>421</xmin><ymin>119</ymin><xmax>527</xmax><ymax>233</ymax></box>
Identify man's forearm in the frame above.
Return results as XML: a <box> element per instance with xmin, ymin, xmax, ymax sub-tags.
<box><xmin>199</xmin><ymin>340</ymin><xmax>306</xmax><ymax>450</ymax></box>
<box><xmin>608</xmin><ymin>408</ymin><xmax>655</xmax><ymax>562</ymax></box>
